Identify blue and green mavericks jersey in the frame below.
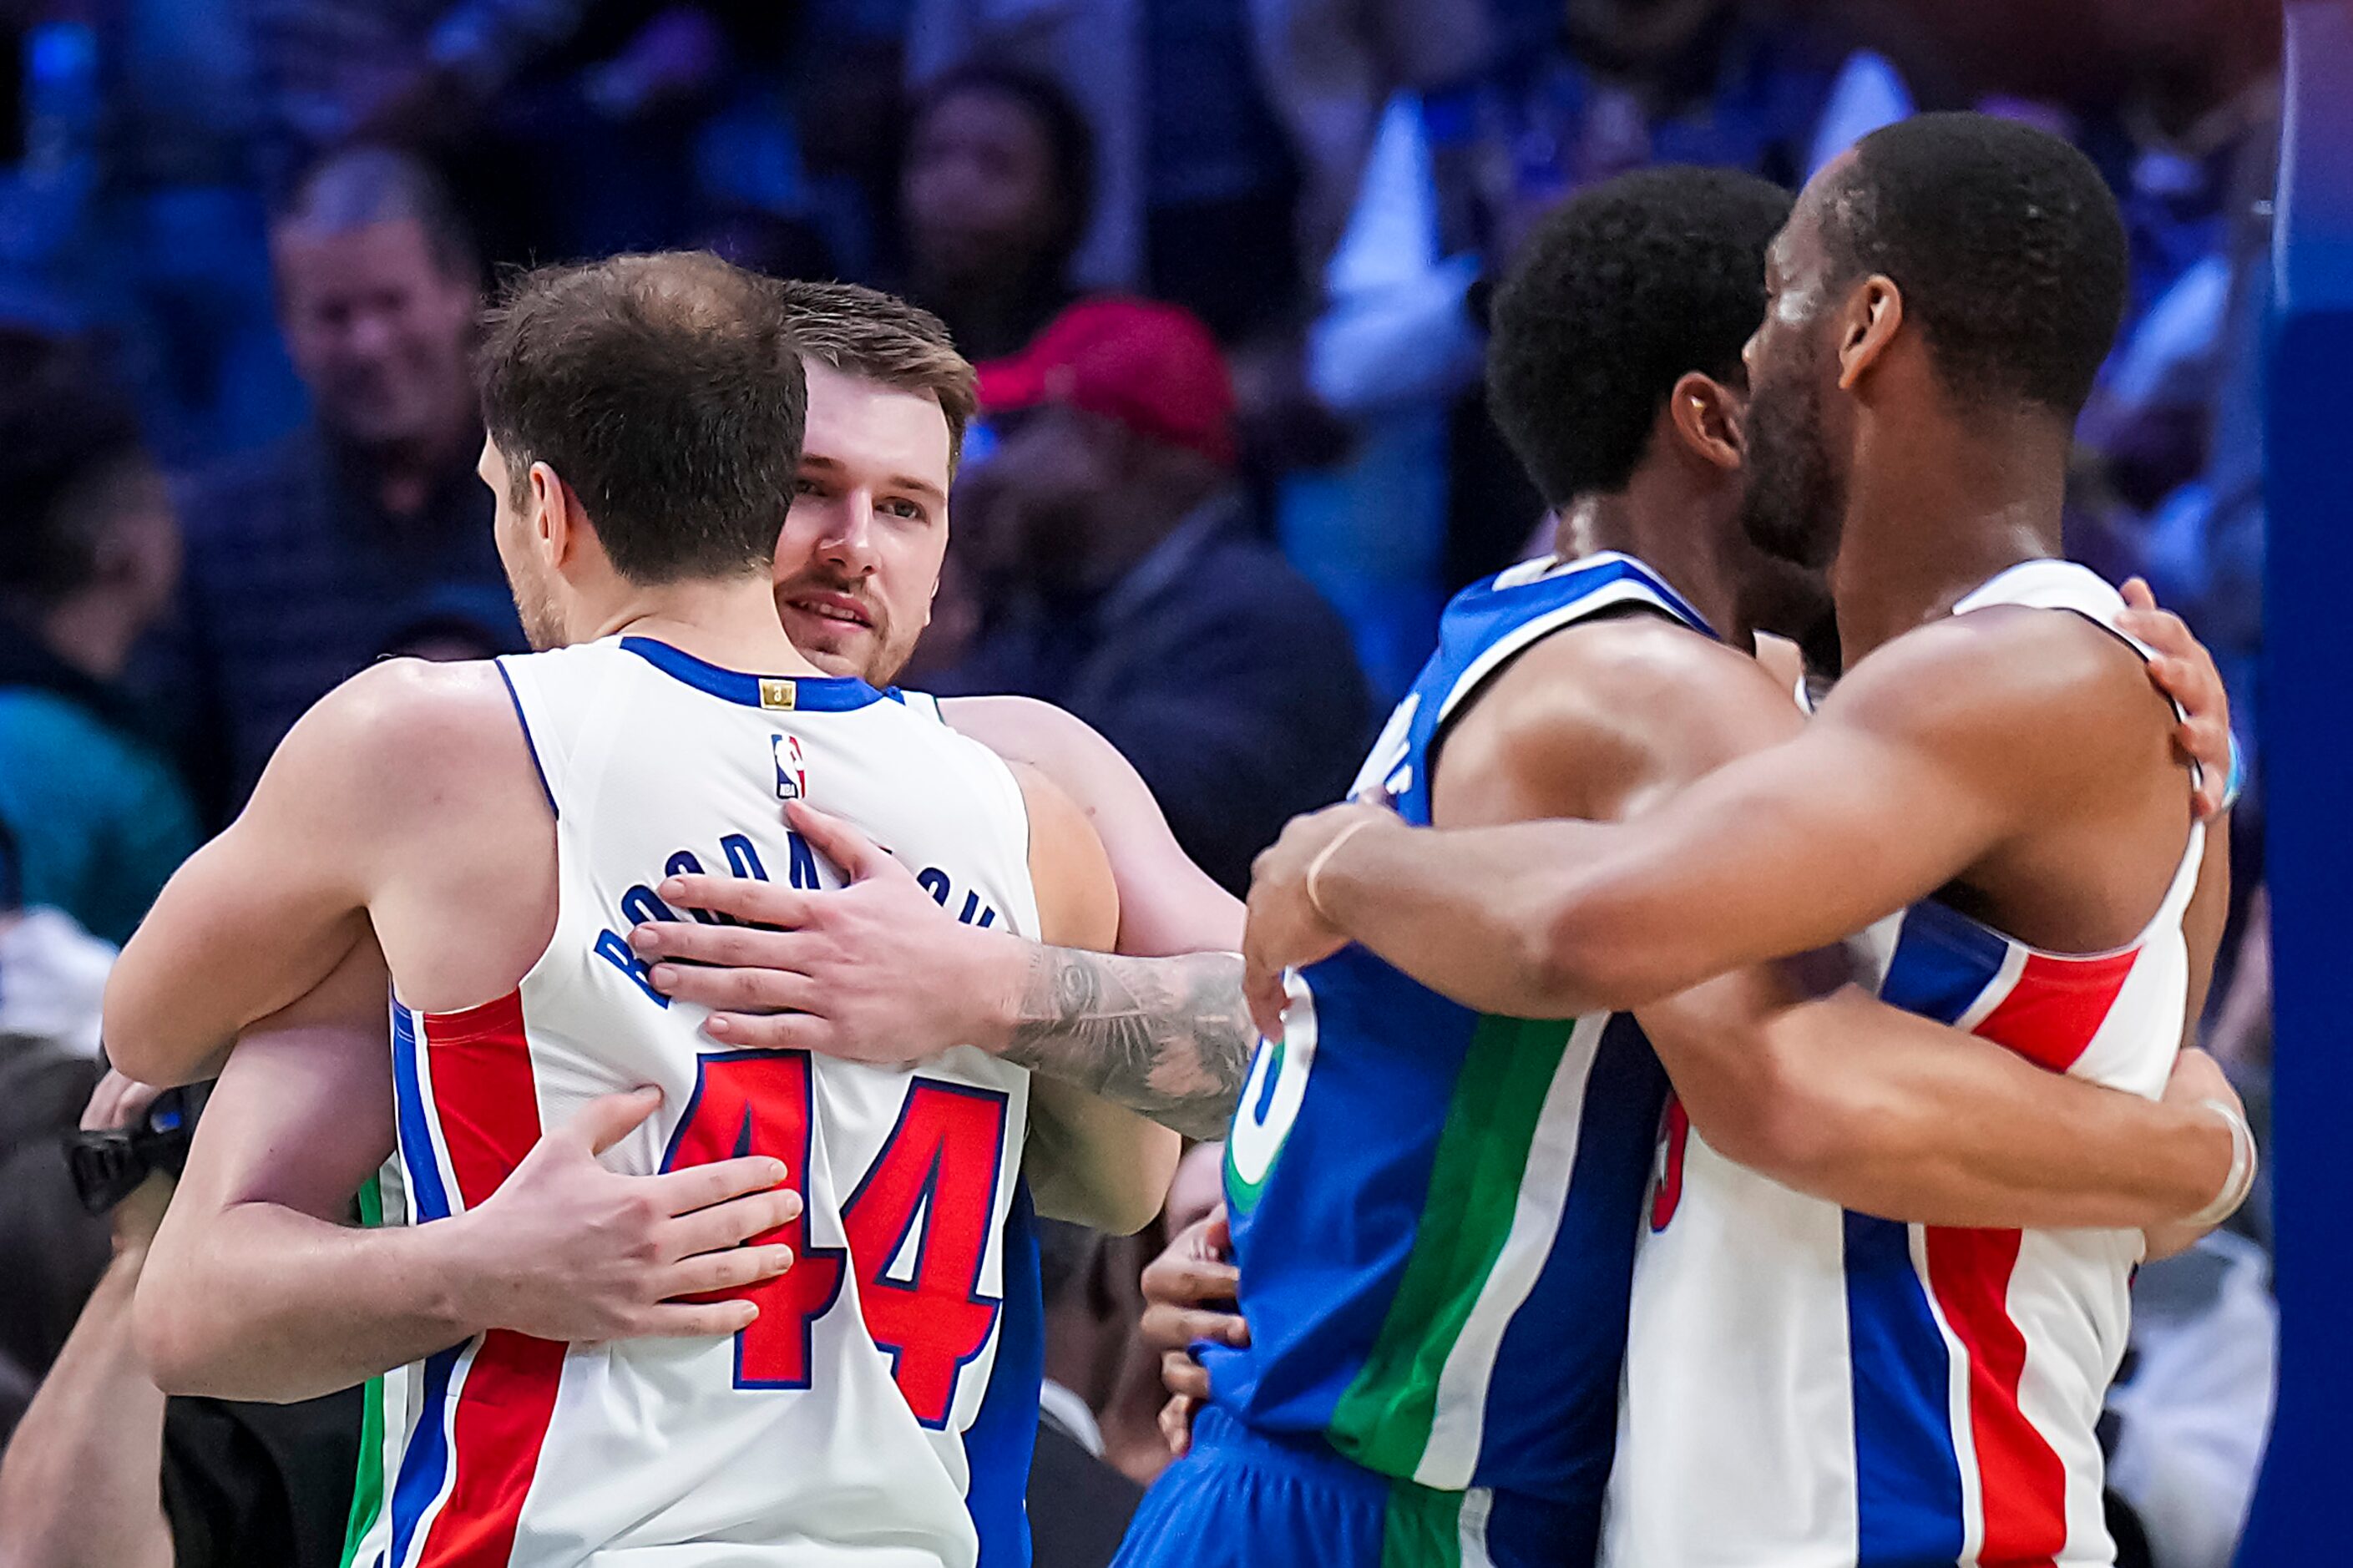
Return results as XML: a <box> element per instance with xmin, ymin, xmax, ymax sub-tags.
<box><xmin>1207</xmin><ymin>551</ymin><xmax>1712</xmax><ymax>1555</ymax></box>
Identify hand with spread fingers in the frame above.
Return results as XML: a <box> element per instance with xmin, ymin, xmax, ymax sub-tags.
<box><xmin>2118</xmin><ymin>577</ymin><xmax>2236</xmax><ymax>819</ymax></box>
<box><xmin>451</xmin><ymin>1087</ymin><xmax>802</xmax><ymax>1342</ymax></box>
<box><xmin>630</xmin><ymin>798</ymin><xmax>1027</xmax><ymax>1063</ymax></box>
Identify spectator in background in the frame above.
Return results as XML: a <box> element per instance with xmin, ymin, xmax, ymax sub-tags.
<box><xmin>246</xmin><ymin>0</ymin><xmax>589</xmax><ymax>185</ymax></box>
<box><xmin>0</xmin><ymin>331</ymin><xmax>200</xmax><ymax>946</ymax></box>
<box><xmin>164</xmin><ymin>148</ymin><xmax>518</xmax><ymax>822</ymax></box>
<box><xmin>904</xmin><ymin>0</ymin><xmax>1491</xmax><ymax>336</ymax></box>
<box><xmin>0</xmin><ymin>1070</ymin><xmax>362</xmax><ymax>1568</ymax></box>
<box><xmin>0</xmin><ymin>815</ymin><xmax>114</xmax><ymax>1060</ymax></box>
<box><xmin>1032</xmin><ymin>1217</ymin><xmax>1148</xmax><ymax>1567</ymax></box>
<box><xmin>901</xmin><ymin>63</ymin><xmax>1093</xmax><ymax>362</ymax></box>
<box><xmin>940</xmin><ymin>297</ymin><xmax>1369</xmax><ymax>893</ymax></box>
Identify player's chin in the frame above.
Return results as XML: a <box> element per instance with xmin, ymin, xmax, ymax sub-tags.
<box><xmin>777</xmin><ymin>604</ymin><xmax>877</xmax><ymax>679</ymax></box>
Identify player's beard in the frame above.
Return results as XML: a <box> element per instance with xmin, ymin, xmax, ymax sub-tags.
<box><xmin>507</xmin><ymin>559</ymin><xmax>569</xmax><ymax>652</ymax></box>
<box><xmin>772</xmin><ymin>571</ymin><xmax>914</xmax><ymax>685</ymax></box>
<box><xmin>1739</xmin><ymin>357</ymin><xmax>1846</xmax><ymax>573</ymax></box>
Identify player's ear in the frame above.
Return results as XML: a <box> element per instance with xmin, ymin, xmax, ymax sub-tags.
<box><xmin>1667</xmin><ymin>372</ymin><xmax>1743</xmax><ymax>472</ymax></box>
<box><xmin>529</xmin><ymin>460</ymin><xmax>572</xmax><ymax>565</ymax></box>
<box><xmin>1836</xmin><ymin>276</ymin><xmax>1903</xmax><ymax>392</ymax></box>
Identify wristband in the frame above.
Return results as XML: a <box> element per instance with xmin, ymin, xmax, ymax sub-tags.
<box><xmin>2183</xmin><ymin>1095</ymin><xmax>2258</xmax><ymax>1230</ymax></box>
<box><xmin>2217</xmin><ymin>731</ymin><xmax>2248</xmax><ymax>816</ymax></box>
<box><xmin>1303</xmin><ymin>818</ymin><xmax>1381</xmax><ymax>925</ymax></box>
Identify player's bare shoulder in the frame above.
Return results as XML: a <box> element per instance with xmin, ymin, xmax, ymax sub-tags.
<box><xmin>1442</xmin><ymin>612</ymin><xmax>1803</xmax><ymax>822</ymax></box>
<box><xmin>246</xmin><ymin>656</ymin><xmax>531</xmax><ymax>836</ymax></box>
<box><xmin>935</xmin><ymin>694</ymin><xmax>1114</xmax><ymax>783</ymax></box>
<box><xmin>1820</xmin><ymin>604</ymin><xmax>2178</xmax><ymax>788</ymax></box>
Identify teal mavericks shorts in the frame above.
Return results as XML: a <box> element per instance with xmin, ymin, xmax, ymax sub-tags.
<box><xmin>1113</xmin><ymin>1407</ymin><xmax>1594</xmax><ymax>1568</ymax></box>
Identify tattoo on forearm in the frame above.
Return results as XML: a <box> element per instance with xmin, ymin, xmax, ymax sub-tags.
<box><xmin>1002</xmin><ymin>949</ymin><xmax>1255</xmax><ymax>1141</ymax></box>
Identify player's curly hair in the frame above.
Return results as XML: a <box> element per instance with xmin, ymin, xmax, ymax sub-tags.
<box><xmin>1486</xmin><ymin>165</ymin><xmax>1791</xmax><ymax>508</ymax></box>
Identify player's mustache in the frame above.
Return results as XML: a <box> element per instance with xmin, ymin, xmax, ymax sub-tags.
<box><xmin>778</xmin><ymin>574</ymin><xmax>884</xmax><ymax>623</ymax></box>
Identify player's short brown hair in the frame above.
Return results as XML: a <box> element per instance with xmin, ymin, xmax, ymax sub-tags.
<box><xmin>478</xmin><ymin>251</ymin><xmax>806</xmax><ymax>584</ymax></box>
<box><xmin>769</xmin><ymin>280</ymin><xmax>978</xmax><ymax>473</ymax></box>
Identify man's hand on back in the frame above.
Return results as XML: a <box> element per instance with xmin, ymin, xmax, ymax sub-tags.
<box><xmin>2119</xmin><ymin>578</ymin><xmax>2234</xmax><ymax>818</ymax></box>
<box><xmin>445</xmin><ymin>1087</ymin><xmax>801</xmax><ymax>1341</ymax></box>
<box><xmin>629</xmin><ymin>800</ymin><xmax>1030</xmax><ymax>1063</ymax></box>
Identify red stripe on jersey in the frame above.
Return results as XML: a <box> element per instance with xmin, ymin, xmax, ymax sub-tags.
<box><xmin>1971</xmin><ymin>949</ymin><xmax>2138</xmax><ymax>1074</ymax></box>
<box><xmin>417</xmin><ymin>991</ymin><xmax>566</xmax><ymax>1568</ymax></box>
<box><xmin>1925</xmin><ymin>1227</ymin><xmax>2067</xmax><ymax>1568</ymax></box>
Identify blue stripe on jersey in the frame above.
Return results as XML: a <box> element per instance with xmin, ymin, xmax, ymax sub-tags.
<box><xmin>966</xmin><ymin>1181</ymin><xmax>1041</xmax><ymax>1568</ymax></box>
<box><xmin>1844</xmin><ymin>1212</ymin><xmax>1965</xmax><ymax>1562</ymax></box>
<box><xmin>494</xmin><ymin>661</ymin><xmax>557</xmax><ymax>817</ymax></box>
<box><xmin>619</xmin><ymin>636</ymin><xmax>888</xmax><ymax>711</ymax></box>
<box><xmin>389</xmin><ymin>1004</ymin><xmax>450</xmax><ymax>1223</ymax></box>
<box><xmin>387</xmin><ymin>1343</ymin><xmax>464</xmax><ymax>1568</ymax></box>
<box><xmin>1842</xmin><ymin>895</ymin><xmax>2009</xmax><ymax>1557</ymax></box>
<box><xmin>1475</xmin><ymin>1014</ymin><xmax>1666</xmax><ymax>1529</ymax></box>
<box><xmin>1880</xmin><ymin>903</ymin><xmax>2010</xmax><ymax>1026</ymax></box>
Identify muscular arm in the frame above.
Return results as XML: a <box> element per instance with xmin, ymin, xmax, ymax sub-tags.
<box><xmin>1306</xmin><ymin>609</ymin><xmax>2181</xmax><ymax>1015</ymax></box>
<box><xmin>0</xmin><ymin>1252</ymin><xmax>175</xmax><ymax>1568</ymax></box>
<box><xmin>947</xmin><ymin>698</ymin><xmax>1257</xmax><ymax>1140</ymax></box>
<box><xmin>1415</xmin><ymin>617</ymin><xmax>2228</xmax><ymax>1230</ymax></box>
<box><xmin>102</xmin><ymin>659</ymin><xmax>492</xmax><ymax>1087</ymax></box>
<box><xmin>1007</xmin><ymin>765</ymin><xmax>1183</xmax><ymax>1234</ymax></box>
<box><xmin>940</xmin><ymin>695</ymin><xmax>1242</xmax><ymax>955</ymax></box>
<box><xmin>134</xmin><ymin>939</ymin><xmax>474</xmax><ymax>1399</ymax></box>
<box><xmin>1644</xmin><ymin>967</ymin><xmax>2229</xmax><ymax>1229</ymax></box>
<box><xmin>138</xmin><ymin>941</ymin><xmax>798</xmax><ymax>1404</ymax></box>
<box><xmin>101</xmin><ymin>683</ymin><xmax>386</xmax><ymax>1085</ymax></box>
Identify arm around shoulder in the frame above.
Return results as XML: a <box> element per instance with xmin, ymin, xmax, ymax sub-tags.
<box><xmin>1011</xmin><ymin>762</ymin><xmax>1182</xmax><ymax>1234</ymax></box>
<box><xmin>940</xmin><ymin>695</ymin><xmax>1243</xmax><ymax>955</ymax></box>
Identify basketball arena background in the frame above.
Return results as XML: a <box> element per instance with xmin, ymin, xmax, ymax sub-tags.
<box><xmin>0</xmin><ymin>0</ymin><xmax>2338</xmax><ymax>1564</ymax></box>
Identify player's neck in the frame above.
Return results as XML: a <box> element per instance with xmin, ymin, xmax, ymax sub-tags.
<box><xmin>1556</xmin><ymin>477</ymin><xmax>1750</xmax><ymax>648</ymax></box>
<box><xmin>1829</xmin><ymin>408</ymin><xmax>2071</xmax><ymax>665</ymax></box>
<box><xmin>589</xmin><ymin>577</ymin><xmax>832</xmax><ymax>680</ymax></box>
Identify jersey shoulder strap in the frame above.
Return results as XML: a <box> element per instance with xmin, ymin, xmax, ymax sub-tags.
<box><xmin>1429</xmin><ymin>550</ymin><xmax>1714</xmax><ymax>726</ymax></box>
<box><xmin>1357</xmin><ymin>551</ymin><xmax>1713</xmax><ymax>816</ymax></box>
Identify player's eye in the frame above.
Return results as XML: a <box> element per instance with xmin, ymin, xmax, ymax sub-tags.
<box><xmin>793</xmin><ymin>478</ymin><xmax>827</xmax><ymax>498</ymax></box>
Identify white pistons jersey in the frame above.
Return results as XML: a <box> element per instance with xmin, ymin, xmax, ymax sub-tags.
<box><xmin>1605</xmin><ymin>562</ymin><xmax>2205</xmax><ymax>1568</ymax></box>
<box><xmin>343</xmin><ymin>635</ymin><xmax>1045</xmax><ymax>1568</ymax></box>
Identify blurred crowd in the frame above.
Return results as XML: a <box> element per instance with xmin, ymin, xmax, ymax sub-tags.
<box><xmin>0</xmin><ymin>1</ymin><xmax>2284</xmax><ymax>1565</ymax></box>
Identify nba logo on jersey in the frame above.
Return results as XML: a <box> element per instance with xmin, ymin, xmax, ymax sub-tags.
<box><xmin>773</xmin><ymin>733</ymin><xmax>807</xmax><ymax>800</ymax></box>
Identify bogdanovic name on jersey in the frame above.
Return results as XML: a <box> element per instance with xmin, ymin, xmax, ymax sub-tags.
<box><xmin>590</xmin><ymin>827</ymin><xmax>1006</xmax><ymax>1013</ymax></box>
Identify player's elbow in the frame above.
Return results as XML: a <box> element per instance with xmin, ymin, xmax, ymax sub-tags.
<box><xmin>1060</xmin><ymin>1130</ymin><xmax>1183</xmax><ymax>1237</ymax></box>
<box><xmin>1712</xmin><ymin>1055</ymin><xmax>1887</xmax><ymax>1201</ymax></box>
<box><xmin>131</xmin><ymin>1258</ymin><xmax>215</xmax><ymax>1397</ymax></box>
<box><xmin>99</xmin><ymin>969</ymin><xmax>213</xmax><ymax>1090</ymax></box>
<box><xmin>1517</xmin><ymin>896</ymin><xmax>1672</xmax><ymax>1017</ymax></box>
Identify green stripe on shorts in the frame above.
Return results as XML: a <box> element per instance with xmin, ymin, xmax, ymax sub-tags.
<box><xmin>1327</xmin><ymin>1014</ymin><xmax>1575</xmax><ymax>1478</ymax></box>
<box><xmin>1379</xmin><ymin>1474</ymin><xmax>1469</xmax><ymax>1568</ymax></box>
<box><xmin>337</xmin><ymin>1175</ymin><xmax>388</xmax><ymax>1568</ymax></box>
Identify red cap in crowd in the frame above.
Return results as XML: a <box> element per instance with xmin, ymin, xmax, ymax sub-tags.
<box><xmin>975</xmin><ymin>297</ymin><xmax>1237</xmax><ymax>468</ymax></box>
